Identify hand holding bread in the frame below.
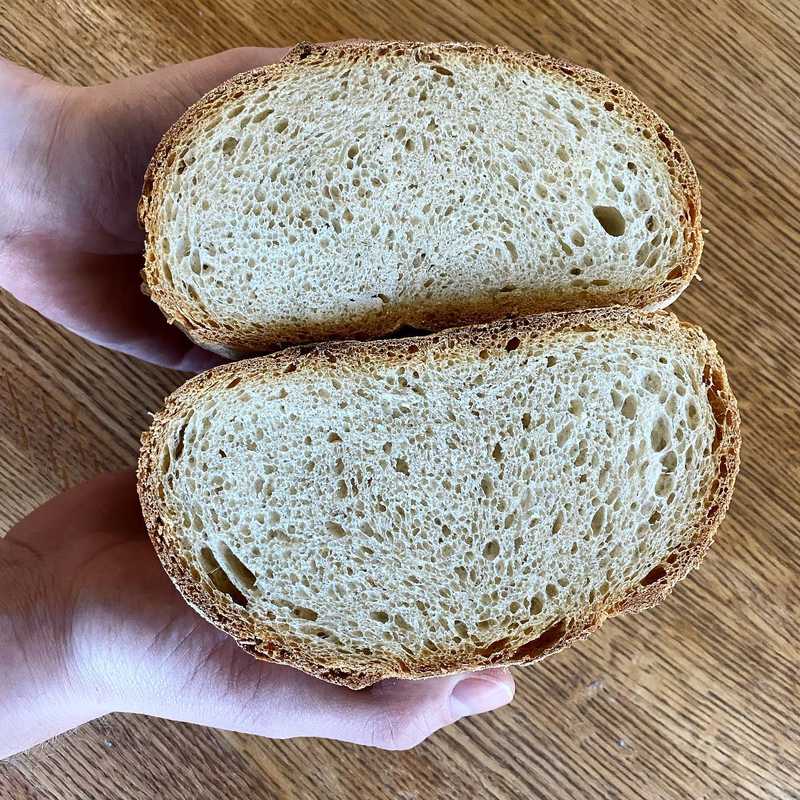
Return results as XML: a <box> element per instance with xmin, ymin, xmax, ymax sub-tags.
<box><xmin>0</xmin><ymin>41</ymin><xmax>740</xmax><ymax>758</ymax></box>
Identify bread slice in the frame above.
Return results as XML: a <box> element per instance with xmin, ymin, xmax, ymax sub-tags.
<box><xmin>138</xmin><ymin>309</ymin><xmax>738</xmax><ymax>688</ymax></box>
<box><xmin>139</xmin><ymin>42</ymin><xmax>702</xmax><ymax>357</ymax></box>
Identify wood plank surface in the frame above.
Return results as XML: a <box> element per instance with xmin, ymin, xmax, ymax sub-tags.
<box><xmin>1</xmin><ymin>1</ymin><xmax>798</xmax><ymax>798</ymax></box>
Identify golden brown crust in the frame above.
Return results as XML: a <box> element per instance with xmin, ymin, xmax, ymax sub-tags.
<box><xmin>138</xmin><ymin>308</ymin><xmax>739</xmax><ymax>689</ymax></box>
<box><xmin>139</xmin><ymin>41</ymin><xmax>703</xmax><ymax>358</ymax></box>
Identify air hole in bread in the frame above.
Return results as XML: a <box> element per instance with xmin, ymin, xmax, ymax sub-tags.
<box><xmin>199</xmin><ymin>547</ymin><xmax>248</xmax><ymax>606</ymax></box>
<box><xmin>666</xmin><ymin>265</ymin><xmax>683</xmax><ymax>281</ymax></box>
<box><xmin>591</xmin><ymin>506</ymin><xmax>606</xmax><ymax>536</ymax></box>
<box><xmin>172</xmin><ymin>423</ymin><xmax>187</xmax><ymax>461</ymax></box>
<box><xmin>661</xmin><ymin>450</ymin><xmax>678</xmax><ymax>472</ymax></box>
<box><xmin>513</xmin><ymin>619</ymin><xmax>567</xmax><ymax>659</ymax></box>
<box><xmin>251</xmin><ymin>108</ymin><xmax>274</xmax><ymax>124</ymax></box>
<box><xmin>621</xmin><ymin>394</ymin><xmax>637</xmax><ymax>419</ymax></box>
<box><xmin>160</xmin><ymin>445</ymin><xmax>171</xmax><ymax>474</ymax></box>
<box><xmin>326</xmin><ymin>521</ymin><xmax>348</xmax><ymax>538</ymax></box>
<box><xmin>593</xmin><ymin>205</ymin><xmax>626</xmax><ymax>236</ymax></box>
<box><xmin>394</xmin><ymin>457</ymin><xmax>410</xmax><ymax>475</ymax></box>
<box><xmin>569</xmin><ymin>398</ymin><xmax>583</xmax><ymax>417</ymax></box>
<box><xmin>219</xmin><ymin>543</ymin><xmax>257</xmax><ymax>590</ymax></box>
<box><xmin>570</xmin><ymin>230</ymin><xmax>585</xmax><ymax>247</ymax></box>
<box><xmin>483</xmin><ymin>540</ymin><xmax>500</xmax><ymax>560</ymax></box>
<box><xmin>566</xmin><ymin>112</ymin><xmax>582</xmax><ymax>130</ymax></box>
<box><xmin>643</xmin><ymin>372</ymin><xmax>662</xmax><ymax>394</ymax></box>
<box><xmin>640</xmin><ymin>564</ymin><xmax>666</xmax><ymax>586</ymax></box>
<box><xmin>650</xmin><ymin>416</ymin><xmax>671</xmax><ymax>452</ymax></box>
<box><xmin>478</xmin><ymin>636</ymin><xmax>511</xmax><ymax>658</ymax></box>
<box><xmin>502</xmin><ymin>239</ymin><xmax>519</xmax><ymax>263</ymax></box>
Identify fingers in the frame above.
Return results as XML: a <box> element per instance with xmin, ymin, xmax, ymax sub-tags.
<box><xmin>228</xmin><ymin>663</ymin><xmax>515</xmax><ymax>749</ymax></box>
<box><xmin>78</xmin><ymin>253</ymin><xmax>226</xmax><ymax>371</ymax></box>
<box><xmin>214</xmin><ymin>665</ymin><xmax>512</xmax><ymax>750</ymax></box>
<box><xmin>75</xmin><ymin>47</ymin><xmax>292</xmax><ymax>249</ymax></box>
<box><xmin>67</xmin><ymin>44</ymin><xmax>349</xmax><ymax>368</ymax></box>
<box><xmin>1</xmin><ymin>44</ymin><xmax>366</xmax><ymax>370</ymax></box>
<box><xmin>123</xmin><ymin>632</ymin><xmax>514</xmax><ymax>750</ymax></box>
<box><xmin>352</xmin><ymin>669</ymin><xmax>515</xmax><ymax>749</ymax></box>
<box><xmin>125</xmin><ymin>42</ymin><xmax>369</xmax><ymax>104</ymax></box>
<box><xmin>172</xmin><ymin>345</ymin><xmax>228</xmax><ymax>373</ymax></box>
<box><xmin>5</xmin><ymin>470</ymin><xmax>144</xmax><ymax>572</ymax></box>
<box><xmin>5</xmin><ymin>243</ymin><xmax>224</xmax><ymax>370</ymax></box>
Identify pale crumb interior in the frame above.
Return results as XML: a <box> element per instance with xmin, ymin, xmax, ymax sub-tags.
<box><xmin>157</xmin><ymin>327</ymin><xmax>715</xmax><ymax>669</ymax></box>
<box><xmin>155</xmin><ymin>47</ymin><xmax>684</xmax><ymax>338</ymax></box>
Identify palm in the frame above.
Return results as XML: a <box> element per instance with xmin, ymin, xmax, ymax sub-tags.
<box><xmin>9</xmin><ymin>472</ymin><xmax>223</xmax><ymax>679</ymax></box>
<box><xmin>8</xmin><ymin>471</ymin><xmax>512</xmax><ymax>748</ymax></box>
<box><xmin>0</xmin><ymin>48</ymin><xmax>288</xmax><ymax>370</ymax></box>
<box><xmin>12</xmin><ymin>470</ymin><xmax>299</xmax><ymax>716</ymax></box>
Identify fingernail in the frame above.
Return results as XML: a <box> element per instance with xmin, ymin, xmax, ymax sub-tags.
<box><xmin>450</xmin><ymin>676</ymin><xmax>514</xmax><ymax>719</ymax></box>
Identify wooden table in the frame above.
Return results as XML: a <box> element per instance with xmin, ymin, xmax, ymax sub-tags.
<box><xmin>1</xmin><ymin>1</ymin><xmax>798</xmax><ymax>798</ymax></box>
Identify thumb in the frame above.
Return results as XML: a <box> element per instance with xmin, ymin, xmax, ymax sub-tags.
<box><xmin>77</xmin><ymin>47</ymin><xmax>291</xmax><ymax>247</ymax></box>
<box><xmin>101</xmin><ymin>46</ymin><xmax>292</xmax><ymax>114</ymax></box>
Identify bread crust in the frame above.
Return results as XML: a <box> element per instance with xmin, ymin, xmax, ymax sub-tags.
<box><xmin>137</xmin><ymin>308</ymin><xmax>739</xmax><ymax>689</ymax></box>
<box><xmin>138</xmin><ymin>41</ymin><xmax>704</xmax><ymax>357</ymax></box>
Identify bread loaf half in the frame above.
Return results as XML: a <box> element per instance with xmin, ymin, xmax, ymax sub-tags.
<box><xmin>138</xmin><ymin>309</ymin><xmax>738</xmax><ymax>688</ymax></box>
<box><xmin>139</xmin><ymin>42</ymin><xmax>702</xmax><ymax>357</ymax></box>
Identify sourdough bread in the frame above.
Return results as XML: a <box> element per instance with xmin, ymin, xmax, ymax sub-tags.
<box><xmin>139</xmin><ymin>42</ymin><xmax>702</xmax><ymax>357</ymax></box>
<box><xmin>138</xmin><ymin>309</ymin><xmax>738</xmax><ymax>688</ymax></box>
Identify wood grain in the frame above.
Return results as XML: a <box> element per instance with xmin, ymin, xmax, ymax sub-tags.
<box><xmin>1</xmin><ymin>1</ymin><xmax>798</xmax><ymax>798</ymax></box>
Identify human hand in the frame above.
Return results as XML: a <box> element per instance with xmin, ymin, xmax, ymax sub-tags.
<box><xmin>1</xmin><ymin>471</ymin><xmax>514</xmax><ymax>757</ymax></box>
<box><xmin>0</xmin><ymin>48</ymin><xmax>295</xmax><ymax>370</ymax></box>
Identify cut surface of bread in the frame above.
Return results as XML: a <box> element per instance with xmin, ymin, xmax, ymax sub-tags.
<box><xmin>138</xmin><ymin>310</ymin><xmax>738</xmax><ymax>689</ymax></box>
<box><xmin>139</xmin><ymin>42</ymin><xmax>702</xmax><ymax>357</ymax></box>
